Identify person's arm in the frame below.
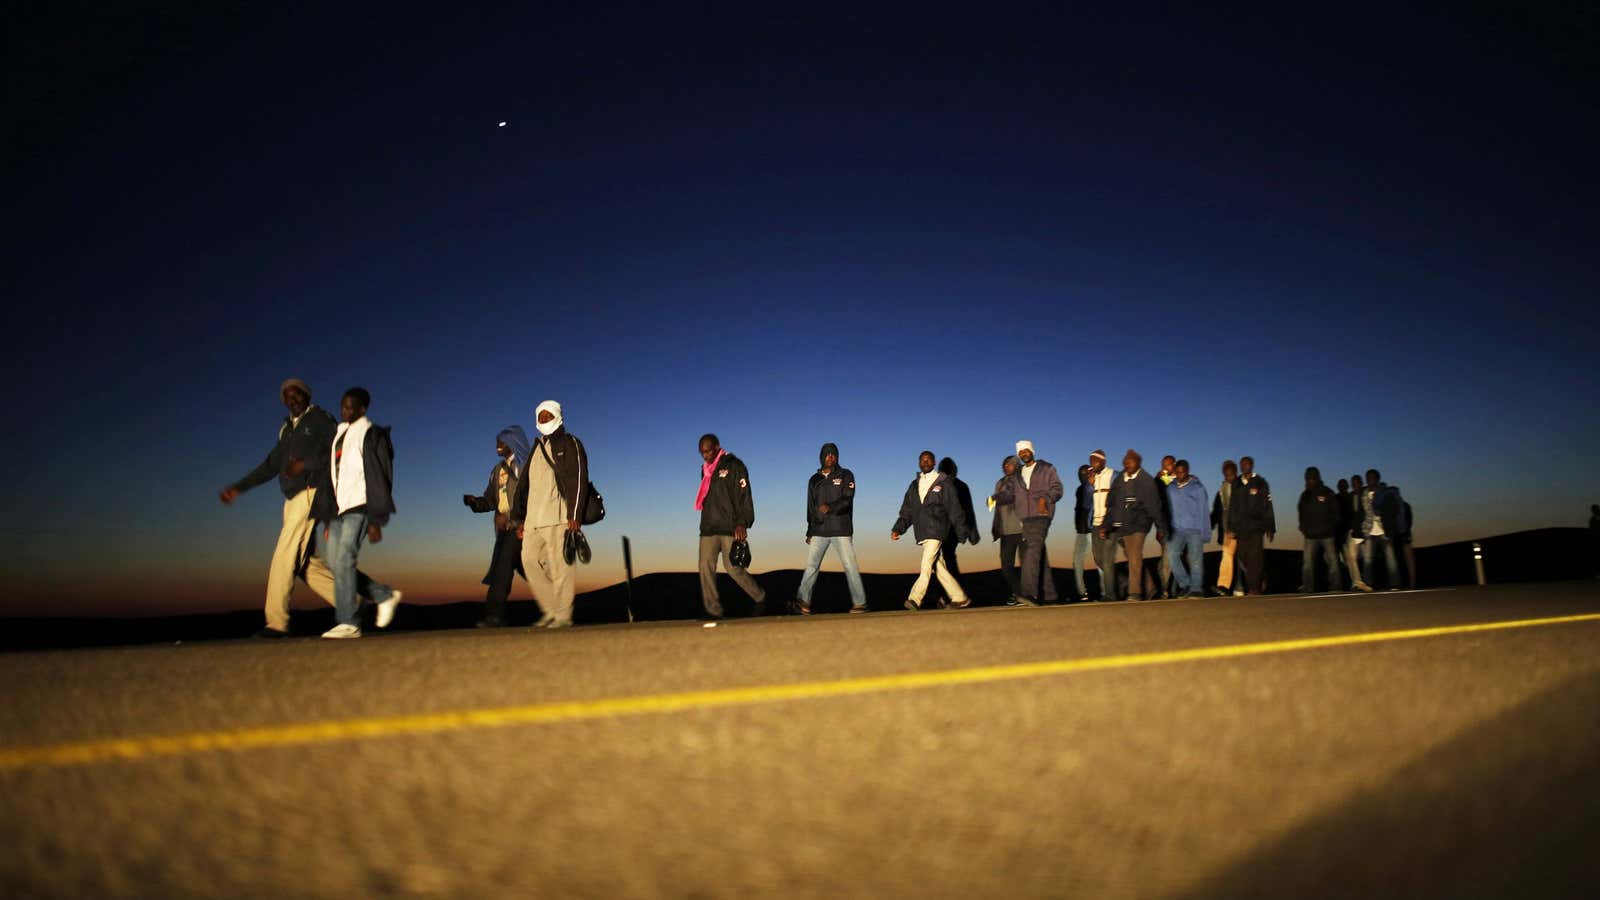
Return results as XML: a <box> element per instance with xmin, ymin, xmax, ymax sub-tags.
<box><xmin>731</xmin><ymin>457</ymin><xmax>755</xmax><ymax>536</ymax></box>
<box><xmin>567</xmin><ymin>435</ymin><xmax>588</xmax><ymax>530</ymax></box>
<box><xmin>224</xmin><ymin>438</ymin><xmax>284</xmax><ymax>500</ymax></box>
<box><xmin>1046</xmin><ymin>465</ymin><xmax>1065</xmax><ymax>505</ymax></box>
<box><xmin>1263</xmin><ymin>477</ymin><xmax>1276</xmax><ymax>540</ymax></box>
<box><xmin>828</xmin><ymin>470</ymin><xmax>855</xmax><ymax>518</ymax></box>
<box><xmin>364</xmin><ymin>428</ymin><xmax>396</xmax><ymax>533</ymax></box>
<box><xmin>805</xmin><ymin>476</ymin><xmax>818</xmax><ymax>539</ymax></box>
<box><xmin>949</xmin><ymin>479</ymin><xmax>972</xmax><ymax>543</ymax></box>
<box><xmin>510</xmin><ymin>458</ymin><xmax>530</xmax><ymax>537</ymax></box>
<box><xmin>465</xmin><ymin>468</ymin><xmax>498</xmax><ymax>513</ymax></box>
<box><xmin>891</xmin><ymin>483</ymin><xmax>915</xmax><ymax>538</ymax></box>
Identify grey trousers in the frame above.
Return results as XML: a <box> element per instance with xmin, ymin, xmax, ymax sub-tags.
<box><xmin>699</xmin><ymin>534</ymin><xmax>765</xmax><ymax>617</ymax></box>
<box><xmin>1020</xmin><ymin>517</ymin><xmax>1058</xmax><ymax>603</ymax></box>
<box><xmin>1091</xmin><ymin>531</ymin><xmax>1119</xmax><ymax>599</ymax></box>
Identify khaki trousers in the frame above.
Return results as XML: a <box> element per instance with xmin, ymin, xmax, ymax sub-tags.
<box><xmin>1216</xmin><ymin>535</ymin><xmax>1238</xmax><ymax>591</ymax></box>
<box><xmin>523</xmin><ymin>523</ymin><xmax>576</xmax><ymax>625</ymax></box>
<box><xmin>1119</xmin><ymin>531</ymin><xmax>1149</xmax><ymax>600</ymax></box>
<box><xmin>699</xmin><ymin>534</ymin><xmax>765</xmax><ymax>617</ymax></box>
<box><xmin>264</xmin><ymin>488</ymin><xmax>346</xmax><ymax>631</ymax></box>
<box><xmin>909</xmin><ymin>538</ymin><xmax>967</xmax><ymax>607</ymax></box>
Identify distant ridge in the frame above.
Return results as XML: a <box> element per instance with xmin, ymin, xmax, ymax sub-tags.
<box><xmin>3</xmin><ymin>528</ymin><xmax>1591</xmax><ymax>651</ymax></box>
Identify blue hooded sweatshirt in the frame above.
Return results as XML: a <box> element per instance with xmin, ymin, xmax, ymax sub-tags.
<box><xmin>497</xmin><ymin>425</ymin><xmax>531</xmax><ymax>473</ymax></box>
<box><xmin>1165</xmin><ymin>476</ymin><xmax>1210</xmax><ymax>535</ymax></box>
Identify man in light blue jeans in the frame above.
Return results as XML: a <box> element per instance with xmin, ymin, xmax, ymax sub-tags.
<box><xmin>796</xmin><ymin>442</ymin><xmax>868</xmax><ymax>613</ymax></box>
<box><xmin>1163</xmin><ymin>460</ymin><xmax>1210</xmax><ymax>599</ymax></box>
<box><xmin>322</xmin><ymin>511</ymin><xmax>399</xmax><ymax>629</ymax></box>
<box><xmin>311</xmin><ymin>387</ymin><xmax>403</xmax><ymax>639</ymax></box>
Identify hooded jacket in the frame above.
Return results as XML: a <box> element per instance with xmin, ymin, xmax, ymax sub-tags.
<box><xmin>232</xmin><ymin>405</ymin><xmax>337</xmax><ymax>499</ymax></box>
<box><xmin>1357</xmin><ymin>483</ymin><xmax>1402</xmax><ymax>539</ymax></box>
<box><xmin>893</xmin><ymin>471</ymin><xmax>972</xmax><ymax>544</ymax></box>
<box><xmin>1298</xmin><ymin>482</ymin><xmax>1340</xmax><ymax>539</ymax></box>
<box><xmin>698</xmin><ymin>451</ymin><xmax>755</xmax><ymax>537</ymax></box>
<box><xmin>308</xmin><ymin>422</ymin><xmax>396</xmax><ymax>526</ymax></box>
<box><xmin>1104</xmin><ymin>468</ymin><xmax>1165</xmax><ymax>538</ymax></box>
<box><xmin>1074</xmin><ymin>474</ymin><xmax>1093</xmax><ymax>534</ymax></box>
<box><xmin>991</xmin><ymin>457</ymin><xmax>1024</xmax><ymax>540</ymax></box>
<box><xmin>995</xmin><ymin>458</ymin><xmax>1066</xmax><ymax>522</ymax></box>
<box><xmin>1166</xmin><ymin>476</ymin><xmax>1210</xmax><ymax>534</ymax></box>
<box><xmin>467</xmin><ymin>427</ymin><xmax>530</xmax><ymax>531</ymax></box>
<box><xmin>509</xmin><ymin>428</ymin><xmax>591</xmax><ymax>529</ymax></box>
<box><xmin>1228</xmin><ymin>473</ymin><xmax>1276</xmax><ymax>536</ymax></box>
<box><xmin>806</xmin><ymin>443</ymin><xmax>855</xmax><ymax>538</ymax></box>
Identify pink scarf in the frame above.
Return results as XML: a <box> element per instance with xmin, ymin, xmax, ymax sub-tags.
<box><xmin>695</xmin><ymin>449</ymin><xmax>726</xmax><ymax>510</ymax></box>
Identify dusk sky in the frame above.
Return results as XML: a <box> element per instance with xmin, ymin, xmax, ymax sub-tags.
<box><xmin>5</xmin><ymin>6</ymin><xmax>1597</xmax><ymax>616</ymax></box>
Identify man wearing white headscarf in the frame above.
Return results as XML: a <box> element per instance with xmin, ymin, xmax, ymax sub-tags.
<box><xmin>511</xmin><ymin>400</ymin><xmax>591</xmax><ymax>628</ymax></box>
<box><xmin>993</xmin><ymin>440</ymin><xmax>1064</xmax><ymax>605</ymax></box>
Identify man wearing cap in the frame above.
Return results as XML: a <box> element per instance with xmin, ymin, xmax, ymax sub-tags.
<box><xmin>796</xmin><ymin>442</ymin><xmax>866</xmax><ymax>614</ymax></box>
<box><xmin>1086</xmin><ymin>449</ymin><xmax>1118</xmax><ymax>600</ymax></box>
<box><xmin>994</xmin><ymin>440</ymin><xmax>1064</xmax><ymax>605</ymax></box>
<box><xmin>512</xmin><ymin>401</ymin><xmax>591</xmax><ymax>628</ymax></box>
<box><xmin>219</xmin><ymin>379</ymin><xmax>383</xmax><ymax>638</ymax></box>
<box><xmin>1099</xmin><ymin>449</ymin><xmax>1167</xmax><ymax>601</ymax></box>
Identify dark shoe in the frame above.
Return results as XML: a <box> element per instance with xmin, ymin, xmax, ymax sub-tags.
<box><xmin>253</xmin><ymin>627</ymin><xmax>289</xmax><ymax>639</ymax></box>
<box><xmin>750</xmin><ymin>599</ymin><xmax>767</xmax><ymax>618</ymax></box>
<box><xmin>848</xmin><ymin>605</ymin><xmax>868</xmax><ymax>614</ymax></box>
<box><xmin>790</xmin><ymin>598</ymin><xmax>812</xmax><ymax>616</ymax></box>
<box><xmin>476</xmin><ymin>617</ymin><xmax>504</xmax><ymax>629</ymax></box>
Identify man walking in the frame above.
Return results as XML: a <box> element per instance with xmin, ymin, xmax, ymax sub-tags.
<box><xmin>463</xmin><ymin>426</ymin><xmax>531</xmax><ymax>627</ymax></box>
<box><xmin>693</xmin><ymin>434</ymin><xmax>765</xmax><ymax>619</ymax></box>
<box><xmin>929</xmin><ymin>458</ymin><xmax>978</xmax><ymax>608</ymax></box>
<box><xmin>1086</xmin><ymin>450</ymin><xmax>1118</xmax><ymax>600</ymax></box>
<box><xmin>1211</xmin><ymin>460</ymin><xmax>1242</xmax><ymax>597</ymax></box>
<box><xmin>892</xmin><ymin>450</ymin><xmax>973</xmax><ymax>611</ymax></box>
<box><xmin>1359</xmin><ymin>468</ymin><xmax>1403</xmax><ymax>591</ymax></box>
<box><xmin>219</xmin><ymin>379</ymin><xmax>385</xmax><ymax>638</ymax></box>
<box><xmin>1153</xmin><ymin>454</ymin><xmax>1178</xmax><ymax>599</ymax></box>
<box><xmin>311</xmin><ymin>387</ymin><xmax>403</xmax><ymax>639</ymax></box>
<box><xmin>989</xmin><ymin>456</ymin><xmax>1025</xmax><ymax>604</ymax></box>
<box><xmin>994</xmin><ymin>440</ymin><xmax>1064</xmax><ymax>605</ymax></box>
<box><xmin>796</xmin><ymin>442</ymin><xmax>867</xmax><ymax>614</ymax></box>
<box><xmin>513</xmin><ymin>401</ymin><xmax>593</xmax><ymax>628</ymax></box>
<box><xmin>1226</xmin><ymin>455</ymin><xmax>1275</xmax><ymax>596</ymax></box>
<box><xmin>1071</xmin><ymin>464</ymin><xmax>1093</xmax><ymax>602</ymax></box>
<box><xmin>1297</xmin><ymin>467</ymin><xmax>1344</xmax><ymax>593</ymax></box>
<box><xmin>1100</xmin><ymin>450</ymin><xmax>1166</xmax><ymax>601</ymax></box>
<box><xmin>1343</xmin><ymin>473</ymin><xmax>1375</xmax><ymax>591</ymax></box>
<box><xmin>1163</xmin><ymin>460</ymin><xmax>1209</xmax><ymax>598</ymax></box>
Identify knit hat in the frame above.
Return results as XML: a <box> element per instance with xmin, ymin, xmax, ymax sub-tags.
<box><xmin>1015</xmin><ymin>440</ymin><xmax>1034</xmax><ymax>455</ymax></box>
<box><xmin>279</xmin><ymin>378</ymin><xmax>311</xmax><ymax>400</ymax></box>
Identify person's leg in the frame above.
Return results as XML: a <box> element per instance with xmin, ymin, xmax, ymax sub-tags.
<box><xmin>319</xmin><ymin>513</ymin><xmax>366</xmax><ymax>628</ymax></box>
<box><xmin>1166</xmin><ymin>536</ymin><xmax>1186</xmax><ymax>595</ymax></box>
<box><xmin>1156</xmin><ymin>536</ymin><xmax>1171</xmax><ymax>599</ymax></box>
<box><xmin>1217</xmin><ymin>534</ymin><xmax>1236</xmax><ymax>592</ymax></box>
<box><xmin>1185</xmin><ymin>532</ymin><xmax>1206</xmax><ymax>596</ymax></box>
<box><xmin>698</xmin><ymin>535</ymin><xmax>724</xmax><ymax>617</ymax></box>
<box><xmin>540</xmin><ymin>524</ymin><xmax>577</xmax><ymax>624</ymax></box>
<box><xmin>999</xmin><ymin>534</ymin><xmax>1022</xmax><ymax>598</ymax></box>
<box><xmin>1072</xmin><ymin>532</ymin><xmax>1090</xmax><ymax>599</ymax></box>
<box><xmin>723</xmin><ymin>534</ymin><xmax>766</xmax><ymax>603</ymax></box>
<box><xmin>1380</xmin><ymin>536</ymin><xmax>1400</xmax><ymax>589</ymax></box>
<box><xmin>1358</xmin><ymin>539</ymin><xmax>1374</xmax><ymax>587</ymax></box>
<box><xmin>481</xmin><ymin>530</ymin><xmax>518</xmax><ymax>623</ymax></box>
<box><xmin>1033</xmin><ymin>521</ymin><xmax>1058</xmax><ymax>602</ymax></box>
<box><xmin>1345</xmin><ymin>539</ymin><xmax>1371</xmax><ymax>590</ymax></box>
<box><xmin>523</xmin><ymin>525</ymin><xmax>555</xmax><ymax>619</ymax></box>
<box><xmin>1236</xmin><ymin>532</ymin><xmax>1263</xmax><ymax>595</ymax></box>
<box><xmin>836</xmin><ymin>536</ymin><xmax>867</xmax><ymax>610</ymax></box>
<box><xmin>1019</xmin><ymin>521</ymin><xmax>1044</xmax><ymax>601</ymax></box>
<box><xmin>907</xmin><ymin>539</ymin><xmax>940</xmax><ymax>607</ymax></box>
<box><xmin>1122</xmin><ymin>532</ymin><xmax>1147</xmax><ymax>600</ymax></box>
<box><xmin>263</xmin><ymin>491</ymin><xmax>316</xmax><ymax>632</ymax></box>
<box><xmin>1300</xmin><ymin>544</ymin><xmax>1316</xmax><ymax>593</ymax></box>
<box><xmin>932</xmin><ymin>541</ymin><xmax>970</xmax><ymax>607</ymax></box>
<box><xmin>1093</xmin><ymin>533</ymin><xmax>1118</xmax><ymax>600</ymax></box>
<box><xmin>797</xmin><ymin>536</ymin><xmax>830</xmax><ymax>606</ymax></box>
<box><xmin>1319</xmin><ymin>538</ymin><xmax>1343</xmax><ymax>592</ymax></box>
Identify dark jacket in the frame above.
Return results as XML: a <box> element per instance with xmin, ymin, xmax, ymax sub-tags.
<box><xmin>1104</xmin><ymin>468</ymin><xmax>1165</xmax><ymax>538</ymax></box>
<box><xmin>806</xmin><ymin>443</ymin><xmax>855</xmax><ymax>538</ymax></box>
<box><xmin>510</xmin><ymin>429</ymin><xmax>591</xmax><ymax>528</ymax></box>
<box><xmin>1358</xmin><ymin>483</ymin><xmax>1402</xmax><ymax>539</ymax></box>
<box><xmin>310</xmin><ymin>422</ymin><xmax>396</xmax><ymax>526</ymax></box>
<box><xmin>698</xmin><ymin>451</ymin><xmax>755</xmax><ymax>537</ymax></box>
<box><xmin>992</xmin><ymin>473</ymin><xmax>1024</xmax><ymax>540</ymax></box>
<box><xmin>1211</xmin><ymin>479</ymin><xmax>1236</xmax><ymax>542</ymax></box>
<box><xmin>1228</xmin><ymin>473</ymin><xmax>1276</xmax><ymax>536</ymax></box>
<box><xmin>1297</xmin><ymin>483</ymin><xmax>1340</xmax><ymax>539</ymax></box>
<box><xmin>1074</xmin><ymin>477</ymin><xmax>1092</xmax><ymax>534</ymax></box>
<box><xmin>467</xmin><ymin>459</ymin><xmax>523</xmax><ymax>531</ymax></box>
<box><xmin>893</xmin><ymin>472</ymin><xmax>972</xmax><ymax>544</ymax></box>
<box><xmin>1335</xmin><ymin>489</ymin><xmax>1354</xmax><ymax>539</ymax></box>
<box><xmin>994</xmin><ymin>459</ymin><xmax>1066</xmax><ymax>522</ymax></box>
<box><xmin>232</xmin><ymin>405</ymin><xmax>337</xmax><ymax>499</ymax></box>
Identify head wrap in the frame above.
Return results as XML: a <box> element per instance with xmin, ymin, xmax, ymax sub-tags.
<box><xmin>279</xmin><ymin>378</ymin><xmax>311</xmax><ymax>400</ymax></box>
<box><xmin>1015</xmin><ymin>440</ymin><xmax>1034</xmax><ymax>455</ymax></box>
<box><xmin>497</xmin><ymin>425</ymin><xmax>531</xmax><ymax>471</ymax></box>
<box><xmin>535</xmin><ymin>400</ymin><xmax>563</xmax><ymax>436</ymax></box>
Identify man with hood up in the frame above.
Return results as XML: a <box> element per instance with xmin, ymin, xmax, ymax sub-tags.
<box><xmin>512</xmin><ymin>401</ymin><xmax>591</xmax><ymax>628</ymax></box>
<box><xmin>463</xmin><ymin>425</ymin><xmax>531</xmax><ymax>627</ymax></box>
<box><xmin>892</xmin><ymin>450</ymin><xmax>974</xmax><ymax>611</ymax></box>
<box><xmin>989</xmin><ymin>456</ymin><xmax>1025</xmax><ymax>603</ymax></box>
<box><xmin>695</xmin><ymin>433</ymin><xmax>766</xmax><ymax>619</ymax></box>
<box><xmin>795</xmin><ymin>442</ymin><xmax>867</xmax><ymax>614</ymax></box>
<box><xmin>994</xmin><ymin>440</ymin><xmax>1064</xmax><ymax>605</ymax></box>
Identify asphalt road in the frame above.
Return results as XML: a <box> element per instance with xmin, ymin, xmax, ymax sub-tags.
<box><xmin>3</xmin><ymin>584</ymin><xmax>1599</xmax><ymax>898</ymax></box>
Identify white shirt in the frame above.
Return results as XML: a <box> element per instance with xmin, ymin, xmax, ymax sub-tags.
<box><xmin>1366</xmin><ymin>489</ymin><xmax>1386</xmax><ymax>536</ymax></box>
<box><xmin>1089</xmin><ymin>466</ymin><xmax>1114</xmax><ymax>526</ymax></box>
<box><xmin>330</xmin><ymin>416</ymin><xmax>372</xmax><ymax>516</ymax></box>
<box><xmin>918</xmin><ymin>470</ymin><xmax>939</xmax><ymax>502</ymax></box>
<box><xmin>1021</xmin><ymin>461</ymin><xmax>1036</xmax><ymax>489</ymax></box>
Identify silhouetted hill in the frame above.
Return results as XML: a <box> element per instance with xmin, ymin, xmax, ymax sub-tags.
<box><xmin>3</xmin><ymin>528</ymin><xmax>1591</xmax><ymax>651</ymax></box>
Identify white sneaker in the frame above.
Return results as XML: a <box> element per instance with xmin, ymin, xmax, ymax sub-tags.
<box><xmin>542</xmin><ymin>619</ymin><xmax>572</xmax><ymax>629</ymax></box>
<box><xmin>321</xmin><ymin>623</ymin><xmax>362</xmax><ymax>639</ymax></box>
<box><xmin>1232</xmin><ymin>589</ymin><xmax>1245</xmax><ymax>597</ymax></box>
<box><xmin>375</xmin><ymin>590</ymin><xmax>403</xmax><ymax>629</ymax></box>
<box><xmin>533</xmin><ymin>613</ymin><xmax>554</xmax><ymax>628</ymax></box>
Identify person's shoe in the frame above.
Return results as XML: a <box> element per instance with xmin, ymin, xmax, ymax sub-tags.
<box><xmin>750</xmin><ymin>599</ymin><xmax>767</xmax><ymax>618</ymax></box>
<box><xmin>375</xmin><ymin>590</ymin><xmax>403</xmax><ymax>629</ymax></box>
<box><xmin>253</xmin><ymin>627</ymin><xmax>289</xmax><ymax>639</ymax></box>
<box><xmin>321</xmin><ymin>623</ymin><xmax>361</xmax><ymax>639</ymax></box>
<box><xmin>476</xmin><ymin>617</ymin><xmax>504</xmax><ymax>629</ymax></box>
<box><xmin>542</xmin><ymin>619</ymin><xmax>573</xmax><ymax>629</ymax></box>
<box><xmin>949</xmin><ymin>596</ymin><xmax>972</xmax><ymax>609</ymax></box>
<box><xmin>533</xmin><ymin>613</ymin><xmax>555</xmax><ymax>628</ymax></box>
<box><xmin>1356</xmin><ymin>583</ymin><xmax>1375</xmax><ymax>593</ymax></box>
<box><xmin>849</xmin><ymin>605</ymin><xmax>868</xmax><ymax>614</ymax></box>
<box><xmin>1232</xmin><ymin>589</ymin><xmax>1245</xmax><ymax>597</ymax></box>
<box><xmin>904</xmin><ymin>598</ymin><xmax>920</xmax><ymax>611</ymax></box>
<box><xmin>792</xmin><ymin>599</ymin><xmax>813</xmax><ymax>616</ymax></box>
<box><xmin>1014</xmin><ymin>596</ymin><xmax>1040</xmax><ymax>607</ymax></box>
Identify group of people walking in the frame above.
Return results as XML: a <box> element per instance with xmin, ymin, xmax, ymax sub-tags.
<box><xmin>223</xmin><ymin>380</ymin><xmax>1416</xmax><ymax>636</ymax></box>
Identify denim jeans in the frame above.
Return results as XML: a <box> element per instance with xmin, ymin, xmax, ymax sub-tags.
<box><xmin>998</xmin><ymin>533</ymin><xmax>1023</xmax><ymax>598</ymax></box>
<box><xmin>798</xmin><ymin>535</ymin><xmax>867</xmax><ymax>609</ymax></box>
<box><xmin>1071</xmin><ymin>531</ymin><xmax>1091</xmax><ymax>598</ymax></box>
<box><xmin>1360</xmin><ymin>535</ymin><xmax>1401</xmax><ymax>589</ymax></box>
<box><xmin>1301</xmin><ymin>537</ymin><xmax>1344</xmax><ymax>592</ymax></box>
<box><xmin>1165</xmin><ymin>531</ymin><xmax>1206</xmax><ymax>595</ymax></box>
<box><xmin>1020</xmin><ymin>517</ymin><xmax>1058</xmax><ymax>603</ymax></box>
<box><xmin>320</xmin><ymin>512</ymin><xmax>396</xmax><ymax>627</ymax></box>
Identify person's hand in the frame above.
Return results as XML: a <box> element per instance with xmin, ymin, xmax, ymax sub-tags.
<box><xmin>1267</xmin><ymin>532</ymin><xmax>1275</xmax><ymax>543</ymax></box>
<box><xmin>219</xmin><ymin>487</ymin><xmax>239</xmax><ymax>505</ymax></box>
<box><xmin>1226</xmin><ymin>532</ymin><xmax>1236</xmax><ymax>541</ymax></box>
<box><xmin>891</xmin><ymin>531</ymin><xmax>901</xmax><ymax>542</ymax></box>
<box><xmin>733</xmin><ymin>525</ymin><xmax>747</xmax><ymax>542</ymax></box>
<box><xmin>493</xmin><ymin>513</ymin><xmax>508</xmax><ymax>531</ymax></box>
<box><xmin>463</xmin><ymin>494</ymin><xmax>476</xmax><ymax>507</ymax></box>
<box><xmin>805</xmin><ymin>536</ymin><xmax>812</xmax><ymax>544</ymax></box>
<box><xmin>818</xmin><ymin>504</ymin><xmax>830</xmax><ymax>516</ymax></box>
<box><xmin>517</xmin><ymin>525</ymin><xmax>525</xmax><ymax>541</ymax></box>
<box><xmin>1097</xmin><ymin>528</ymin><xmax>1108</xmax><ymax>540</ymax></box>
<box><xmin>1037</xmin><ymin>497</ymin><xmax>1048</xmax><ymax>516</ymax></box>
<box><xmin>367</xmin><ymin>523</ymin><xmax>383</xmax><ymax>544</ymax></box>
<box><xmin>284</xmin><ymin>457</ymin><xmax>306</xmax><ymax>478</ymax></box>
<box><xmin>567</xmin><ymin>518</ymin><xmax>580</xmax><ymax>532</ymax></box>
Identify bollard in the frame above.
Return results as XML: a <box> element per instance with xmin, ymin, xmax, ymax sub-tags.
<box><xmin>1473</xmin><ymin>542</ymin><xmax>1486</xmax><ymax>586</ymax></box>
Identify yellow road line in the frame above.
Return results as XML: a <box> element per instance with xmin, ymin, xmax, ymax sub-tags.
<box><xmin>4</xmin><ymin>612</ymin><xmax>1598</xmax><ymax>772</ymax></box>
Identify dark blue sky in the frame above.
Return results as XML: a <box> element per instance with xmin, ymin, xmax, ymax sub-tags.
<box><xmin>5</xmin><ymin>5</ymin><xmax>1597</xmax><ymax>614</ymax></box>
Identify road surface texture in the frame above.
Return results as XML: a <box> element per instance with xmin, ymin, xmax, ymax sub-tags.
<box><xmin>3</xmin><ymin>584</ymin><xmax>1598</xmax><ymax>898</ymax></box>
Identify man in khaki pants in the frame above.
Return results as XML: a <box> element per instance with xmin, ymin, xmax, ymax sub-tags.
<box><xmin>1210</xmin><ymin>460</ymin><xmax>1243</xmax><ymax>597</ymax></box>
<box><xmin>220</xmin><ymin>379</ymin><xmax>380</xmax><ymax>637</ymax></box>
